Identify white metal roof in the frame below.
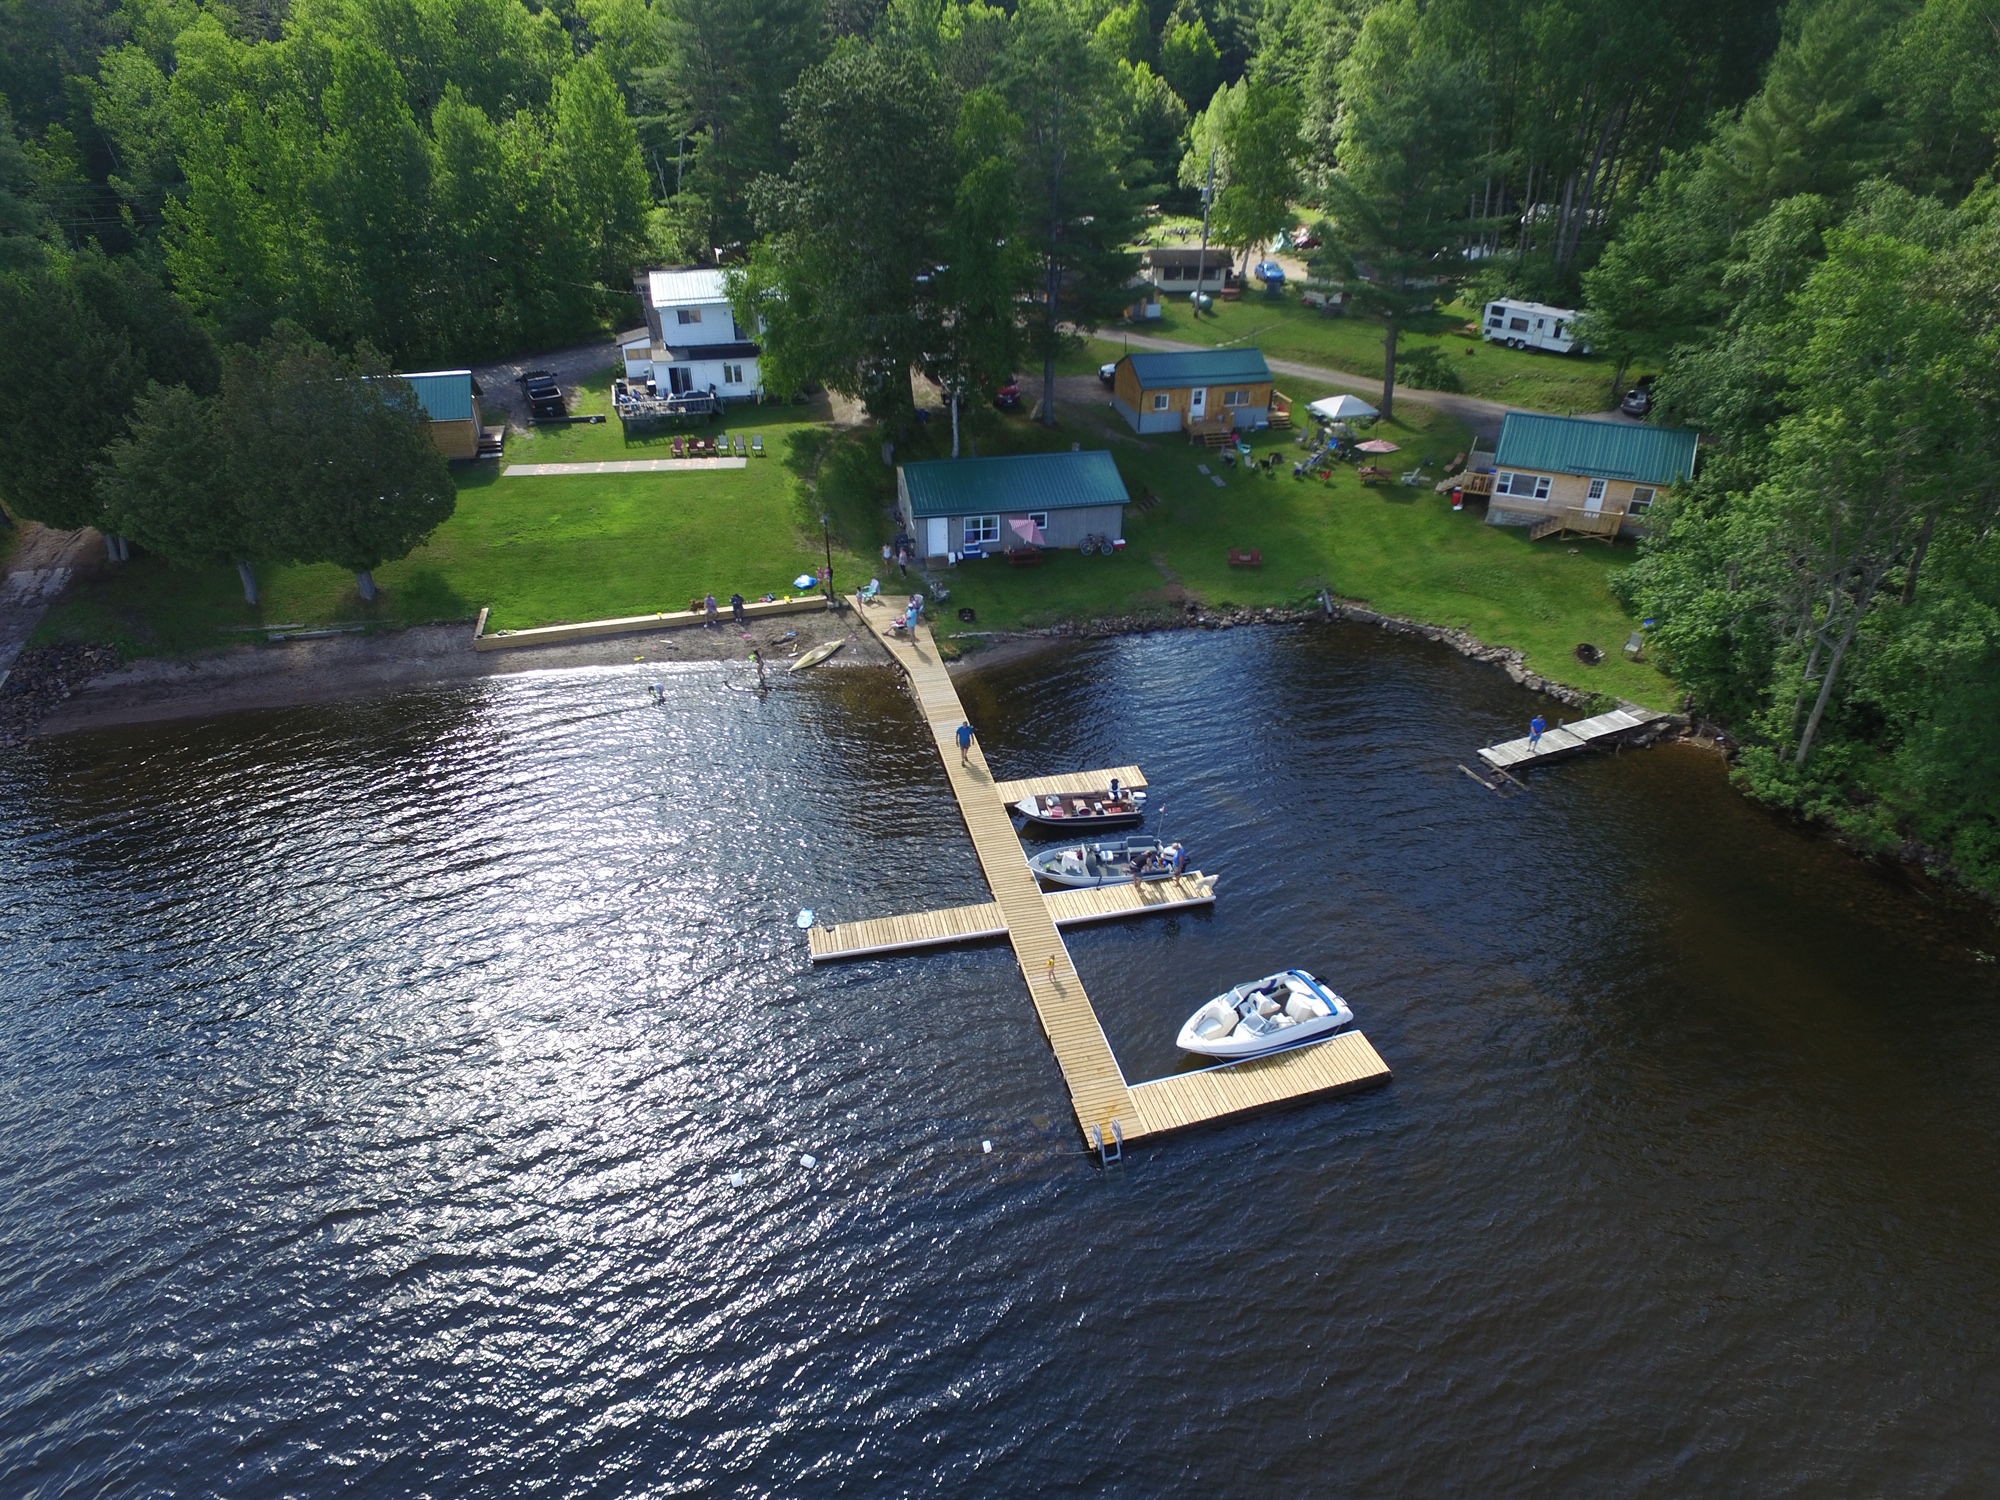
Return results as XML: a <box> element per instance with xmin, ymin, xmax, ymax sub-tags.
<box><xmin>647</xmin><ymin>268</ymin><xmax>730</xmax><ymax>308</ymax></box>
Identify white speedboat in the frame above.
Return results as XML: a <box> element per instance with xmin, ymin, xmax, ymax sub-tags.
<box><xmin>1175</xmin><ymin>969</ymin><xmax>1353</xmax><ymax>1059</ymax></box>
<box><xmin>1027</xmin><ymin>839</ymin><xmax>1186</xmax><ymax>888</ymax></box>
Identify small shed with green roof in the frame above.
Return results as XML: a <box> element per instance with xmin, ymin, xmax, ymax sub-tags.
<box><xmin>1111</xmin><ymin>348</ymin><xmax>1274</xmax><ymax>435</ymax></box>
<box><xmin>898</xmin><ymin>450</ymin><xmax>1130</xmax><ymax>562</ymax></box>
<box><xmin>1485</xmin><ymin>412</ymin><xmax>1699</xmax><ymax>535</ymax></box>
<box><xmin>397</xmin><ymin>370</ymin><xmax>486</xmax><ymax>460</ymax></box>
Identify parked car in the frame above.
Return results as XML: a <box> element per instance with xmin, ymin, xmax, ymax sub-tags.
<box><xmin>1292</xmin><ymin>225</ymin><xmax>1322</xmax><ymax>251</ymax></box>
<box><xmin>1098</xmin><ymin>361</ymin><xmax>1117</xmax><ymax>387</ymax></box>
<box><xmin>1620</xmin><ymin>378</ymin><xmax>1654</xmax><ymax>417</ymax></box>
<box><xmin>993</xmin><ymin>379</ymin><xmax>1022</xmax><ymax>411</ymax></box>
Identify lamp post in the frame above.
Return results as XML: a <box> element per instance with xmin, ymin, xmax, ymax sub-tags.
<box><xmin>820</xmin><ymin>512</ymin><xmax>835</xmax><ymax>609</ymax></box>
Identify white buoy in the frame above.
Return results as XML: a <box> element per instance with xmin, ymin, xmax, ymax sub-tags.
<box><xmin>982</xmin><ymin>1140</ymin><xmax>992</xmax><ymax>1154</ymax></box>
<box><xmin>728</xmin><ymin>1171</ymin><xmax>746</xmax><ymax>1187</ymax></box>
<box><xmin>799</xmin><ymin>1153</ymin><xmax>817</xmax><ymax>1168</ymax></box>
<box><xmin>796</xmin><ymin>909</ymin><xmax>814</xmax><ymax>929</ymax></box>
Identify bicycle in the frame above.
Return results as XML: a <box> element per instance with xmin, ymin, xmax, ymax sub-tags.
<box><xmin>1079</xmin><ymin>532</ymin><xmax>1114</xmax><ymax>556</ymax></box>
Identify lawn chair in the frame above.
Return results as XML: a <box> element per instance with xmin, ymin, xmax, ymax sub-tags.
<box><xmin>751</xmin><ymin>433</ymin><xmax>764</xmax><ymax>456</ymax></box>
<box><xmin>733</xmin><ymin>434</ymin><xmax>747</xmax><ymax>456</ymax></box>
<box><xmin>671</xmin><ymin>436</ymin><xmax>685</xmax><ymax>458</ymax></box>
<box><xmin>859</xmin><ymin>578</ymin><xmax>882</xmax><ymax>605</ymax></box>
<box><xmin>1228</xmin><ymin>548</ymin><xmax>1263</xmax><ymax>568</ymax></box>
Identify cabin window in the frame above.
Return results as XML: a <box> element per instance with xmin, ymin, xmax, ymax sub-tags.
<box><xmin>1161</xmin><ymin>264</ymin><xmax>1181</xmax><ymax>280</ymax></box>
<box><xmin>964</xmin><ymin>515</ymin><xmax>1000</xmax><ymax>546</ymax></box>
<box><xmin>1586</xmin><ymin>478</ymin><xmax>1607</xmax><ymax>502</ymax></box>
<box><xmin>1495</xmin><ymin>471</ymin><xmax>1551</xmax><ymax>500</ymax></box>
<box><xmin>676</xmin><ymin>308</ymin><xmax>702</xmax><ymax>325</ymax></box>
<box><xmin>1554</xmin><ymin>321</ymin><xmax>1566</xmax><ymax>338</ymax></box>
<box><xmin>1027</xmin><ymin>512</ymin><xmax>1049</xmax><ymax>530</ymax></box>
<box><xmin>732</xmin><ymin>316</ymin><xmax>748</xmax><ymax>340</ymax></box>
<box><xmin>1630</xmin><ymin>486</ymin><xmax>1657</xmax><ymax>513</ymax></box>
<box><xmin>1150</xmin><ymin>393</ymin><xmax>1171</xmax><ymax>411</ymax></box>
<box><xmin>1508</xmin><ymin>316</ymin><xmax>1529</xmax><ymax>332</ymax></box>
<box><xmin>1223</xmin><ymin>388</ymin><xmax>1250</xmax><ymax>408</ymax></box>
<box><xmin>723</xmin><ymin>364</ymin><xmax>745</xmax><ymax>385</ymax></box>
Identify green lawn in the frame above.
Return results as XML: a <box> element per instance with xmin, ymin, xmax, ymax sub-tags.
<box><xmin>35</xmin><ymin>394</ymin><xmax>875</xmax><ymax>655</ymax></box>
<box><xmin>1109</xmin><ymin>290</ymin><xmax>1623</xmax><ymax>416</ymax></box>
<box><xmin>848</xmin><ymin>390</ymin><xmax>1673</xmax><ymax>707</ymax></box>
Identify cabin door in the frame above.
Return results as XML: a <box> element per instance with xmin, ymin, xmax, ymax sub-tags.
<box><xmin>926</xmin><ymin>517</ymin><xmax>950</xmax><ymax>558</ymax></box>
<box><xmin>1188</xmin><ymin>386</ymin><xmax>1207</xmax><ymax>420</ymax></box>
<box><xmin>1584</xmin><ymin>478</ymin><xmax>1607</xmax><ymax>513</ymax></box>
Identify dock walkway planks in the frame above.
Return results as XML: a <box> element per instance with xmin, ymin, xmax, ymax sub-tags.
<box><xmin>1478</xmin><ymin>706</ymin><xmax>1665</xmax><ymax>771</ymax></box>
<box><xmin>851</xmin><ymin>596</ymin><xmax>1388</xmax><ymax>1145</ymax></box>
<box><xmin>808</xmin><ymin>874</ymin><xmax>1218</xmax><ymax>962</ymax></box>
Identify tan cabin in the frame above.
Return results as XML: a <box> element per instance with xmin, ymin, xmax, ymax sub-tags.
<box><xmin>1110</xmin><ymin>349</ymin><xmax>1274</xmax><ymax>438</ymax></box>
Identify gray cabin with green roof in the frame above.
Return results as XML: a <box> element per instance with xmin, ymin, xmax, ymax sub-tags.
<box><xmin>897</xmin><ymin>450</ymin><xmax>1130</xmax><ymax>562</ymax></box>
<box><xmin>1484</xmin><ymin>412</ymin><xmax>1699</xmax><ymax>534</ymax></box>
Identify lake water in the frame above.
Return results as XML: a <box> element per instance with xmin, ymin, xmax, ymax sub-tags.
<box><xmin>3</xmin><ymin>626</ymin><xmax>1998</xmax><ymax>1496</ymax></box>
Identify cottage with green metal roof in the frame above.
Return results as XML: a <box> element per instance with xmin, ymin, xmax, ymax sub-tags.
<box><xmin>898</xmin><ymin>450</ymin><xmax>1130</xmax><ymax>562</ymax></box>
<box><xmin>1484</xmin><ymin>412</ymin><xmax>1699</xmax><ymax>540</ymax></box>
<box><xmin>1111</xmin><ymin>348</ymin><xmax>1275</xmax><ymax>437</ymax></box>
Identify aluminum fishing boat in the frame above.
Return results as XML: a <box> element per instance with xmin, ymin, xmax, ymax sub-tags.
<box><xmin>1027</xmin><ymin>839</ymin><xmax>1186</xmax><ymax>888</ymax></box>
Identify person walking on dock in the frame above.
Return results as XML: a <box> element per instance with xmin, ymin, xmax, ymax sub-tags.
<box><xmin>1529</xmin><ymin>713</ymin><xmax>1547</xmax><ymax>750</ymax></box>
<box><xmin>956</xmin><ymin>720</ymin><xmax>975</xmax><ymax>765</ymax></box>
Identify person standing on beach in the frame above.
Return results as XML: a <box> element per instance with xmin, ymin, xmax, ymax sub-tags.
<box><xmin>750</xmin><ymin>648</ymin><xmax>767</xmax><ymax>690</ymax></box>
<box><xmin>957</xmin><ymin>720</ymin><xmax>975</xmax><ymax>765</ymax></box>
<box><xmin>1529</xmin><ymin>713</ymin><xmax>1546</xmax><ymax>749</ymax></box>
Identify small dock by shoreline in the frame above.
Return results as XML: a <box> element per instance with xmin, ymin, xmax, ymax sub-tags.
<box><xmin>1478</xmin><ymin>706</ymin><xmax>1667</xmax><ymax>772</ymax></box>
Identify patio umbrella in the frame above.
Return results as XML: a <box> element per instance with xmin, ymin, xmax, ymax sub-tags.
<box><xmin>793</xmin><ymin>573</ymin><xmax>818</xmax><ymax>590</ymax></box>
<box><xmin>1356</xmin><ymin>438</ymin><xmax>1401</xmax><ymax>453</ymax></box>
<box><xmin>1009</xmin><ymin>517</ymin><xmax>1046</xmax><ymax>546</ymax></box>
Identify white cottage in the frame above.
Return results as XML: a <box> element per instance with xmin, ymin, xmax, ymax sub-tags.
<box><xmin>622</xmin><ymin>268</ymin><xmax>764</xmax><ymax>408</ymax></box>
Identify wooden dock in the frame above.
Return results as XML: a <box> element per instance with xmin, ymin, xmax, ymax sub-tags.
<box><xmin>808</xmin><ymin>874</ymin><xmax>1218</xmax><ymax>961</ymax></box>
<box><xmin>991</xmin><ymin>767</ymin><xmax>1147</xmax><ymax>804</ymax></box>
<box><xmin>850</xmin><ymin>596</ymin><xmax>1389</xmax><ymax>1147</ymax></box>
<box><xmin>1478</xmin><ymin>706</ymin><xmax>1666</xmax><ymax>771</ymax></box>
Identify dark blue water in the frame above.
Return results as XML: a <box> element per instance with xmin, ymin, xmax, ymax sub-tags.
<box><xmin>4</xmin><ymin>626</ymin><xmax>1999</xmax><ymax>1496</ymax></box>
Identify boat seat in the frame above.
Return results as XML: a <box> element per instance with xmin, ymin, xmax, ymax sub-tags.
<box><xmin>1196</xmin><ymin>1012</ymin><xmax>1235</xmax><ymax>1039</ymax></box>
<box><xmin>1284</xmin><ymin>995</ymin><xmax>1320</xmax><ymax>1021</ymax></box>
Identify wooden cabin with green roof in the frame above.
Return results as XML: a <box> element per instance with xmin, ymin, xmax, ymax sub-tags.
<box><xmin>1110</xmin><ymin>348</ymin><xmax>1275</xmax><ymax>440</ymax></box>
<box><xmin>1484</xmin><ymin>412</ymin><xmax>1699</xmax><ymax>540</ymax></box>
<box><xmin>897</xmin><ymin>450</ymin><xmax>1130</xmax><ymax>564</ymax></box>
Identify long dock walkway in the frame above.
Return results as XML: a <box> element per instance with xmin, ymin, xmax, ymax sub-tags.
<box><xmin>1478</xmin><ymin>706</ymin><xmax>1666</xmax><ymax>771</ymax></box>
<box><xmin>808</xmin><ymin>874</ymin><xmax>1218</xmax><ymax>961</ymax></box>
<box><xmin>850</xmin><ymin>597</ymin><xmax>1389</xmax><ymax>1146</ymax></box>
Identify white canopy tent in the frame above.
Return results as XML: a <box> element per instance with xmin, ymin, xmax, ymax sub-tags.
<box><xmin>1308</xmin><ymin>393</ymin><xmax>1379</xmax><ymax>422</ymax></box>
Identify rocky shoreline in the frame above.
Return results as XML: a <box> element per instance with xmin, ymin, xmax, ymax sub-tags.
<box><xmin>0</xmin><ymin>642</ymin><xmax>124</xmax><ymax>747</ymax></box>
<box><xmin>971</xmin><ymin>599</ymin><xmax>1637</xmax><ymax>713</ymax></box>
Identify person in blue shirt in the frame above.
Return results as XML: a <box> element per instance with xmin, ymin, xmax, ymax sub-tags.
<box><xmin>956</xmin><ymin>721</ymin><xmax>975</xmax><ymax>765</ymax></box>
<box><xmin>1529</xmin><ymin>713</ymin><xmax>1547</xmax><ymax>749</ymax></box>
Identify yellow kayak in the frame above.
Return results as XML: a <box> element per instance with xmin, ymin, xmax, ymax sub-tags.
<box><xmin>789</xmin><ymin>639</ymin><xmax>846</xmax><ymax>672</ymax></box>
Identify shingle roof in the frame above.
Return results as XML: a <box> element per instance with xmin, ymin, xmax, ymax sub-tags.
<box><xmin>395</xmin><ymin>370</ymin><xmax>475</xmax><ymax>423</ymax></box>
<box><xmin>1122</xmin><ymin>348</ymin><xmax>1272</xmax><ymax>389</ymax></box>
<box><xmin>1494</xmin><ymin>412</ymin><xmax>1699</xmax><ymax>486</ymax></box>
<box><xmin>902</xmin><ymin>450</ymin><xmax>1130</xmax><ymax>519</ymax></box>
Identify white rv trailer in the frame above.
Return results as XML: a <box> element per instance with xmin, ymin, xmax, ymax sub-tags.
<box><xmin>1482</xmin><ymin>298</ymin><xmax>1588</xmax><ymax>354</ymax></box>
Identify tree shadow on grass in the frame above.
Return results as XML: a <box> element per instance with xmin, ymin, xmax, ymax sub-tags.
<box><xmin>385</xmin><ymin>568</ymin><xmax>471</xmax><ymax>624</ymax></box>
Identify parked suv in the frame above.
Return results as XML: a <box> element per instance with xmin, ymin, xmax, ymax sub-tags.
<box><xmin>1619</xmin><ymin>382</ymin><xmax>1653</xmax><ymax>417</ymax></box>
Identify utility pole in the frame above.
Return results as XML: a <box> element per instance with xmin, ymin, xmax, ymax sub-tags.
<box><xmin>1193</xmin><ymin>148</ymin><xmax>1217</xmax><ymax>316</ymax></box>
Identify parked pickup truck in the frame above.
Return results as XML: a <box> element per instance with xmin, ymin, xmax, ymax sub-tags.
<box><xmin>518</xmin><ymin>369</ymin><xmax>567</xmax><ymax>420</ymax></box>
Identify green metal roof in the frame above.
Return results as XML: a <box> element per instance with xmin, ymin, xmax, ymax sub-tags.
<box><xmin>1494</xmin><ymin>412</ymin><xmax>1698</xmax><ymax>486</ymax></box>
<box><xmin>1122</xmin><ymin>348</ymin><xmax>1272</xmax><ymax>390</ymax></box>
<box><xmin>396</xmin><ymin>369</ymin><xmax>476</xmax><ymax>423</ymax></box>
<box><xmin>902</xmin><ymin>450</ymin><xmax>1130</xmax><ymax>519</ymax></box>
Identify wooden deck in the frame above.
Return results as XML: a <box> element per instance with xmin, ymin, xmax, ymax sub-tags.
<box><xmin>807</xmin><ymin>873</ymin><xmax>1218</xmax><ymax>961</ymax></box>
<box><xmin>1128</xmin><ymin>1032</ymin><xmax>1391</xmax><ymax>1134</ymax></box>
<box><xmin>1478</xmin><ymin>706</ymin><xmax>1666</xmax><ymax>770</ymax></box>
<box><xmin>852</xmin><ymin>595</ymin><xmax>1389</xmax><ymax>1146</ymax></box>
<box><xmin>991</xmin><ymin>766</ymin><xmax>1148</xmax><ymax>804</ymax></box>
